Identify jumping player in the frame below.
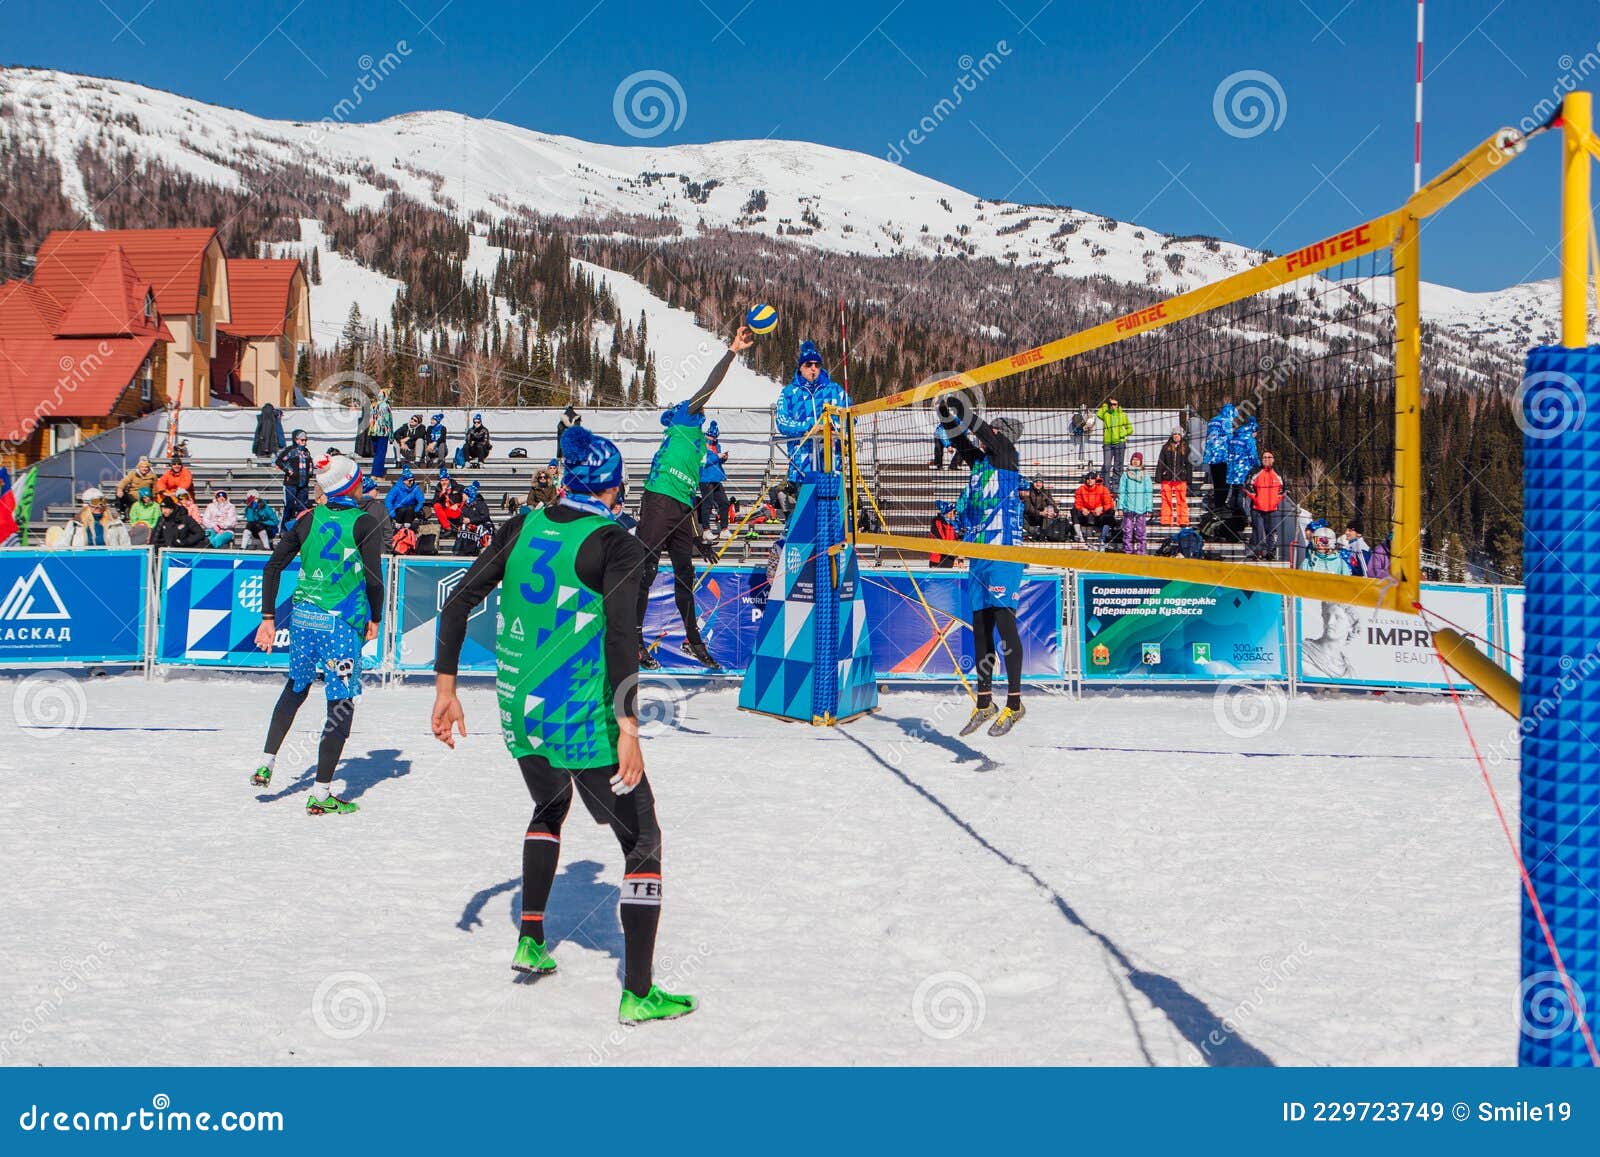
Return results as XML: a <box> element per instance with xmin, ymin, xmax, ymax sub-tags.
<box><xmin>430</xmin><ymin>424</ymin><xmax>697</xmax><ymax>1025</ymax></box>
<box><xmin>939</xmin><ymin>394</ymin><xmax>1029</xmax><ymax>737</ymax></box>
<box><xmin>250</xmin><ymin>453</ymin><xmax>385</xmax><ymax>813</ymax></box>
<box><xmin>635</xmin><ymin>325</ymin><xmax>755</xmax><ymax>672</ymax></box>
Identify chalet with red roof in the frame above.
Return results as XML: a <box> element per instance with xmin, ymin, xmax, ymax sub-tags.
<box><xmin>0</xmin><ymin>228</ymin><xmax>311</xmax><ymax>470</ymax></box>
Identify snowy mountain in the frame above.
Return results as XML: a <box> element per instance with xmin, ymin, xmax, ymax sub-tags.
<box><xmin>0</xmin><ymin>67</ymin><xmax>1564</xmax><ymax>367</ymax></box>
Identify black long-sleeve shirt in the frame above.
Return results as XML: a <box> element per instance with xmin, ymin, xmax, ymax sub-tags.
<box><xmin>261</xmin><ymin>507</ymin><xmax>386</xmax><ymax>624</ymax></box>
<box><xmin>433</xmin><ymin>507</ymin><xmax>647</xmax><ymax>716</ymax></box>
<box><xmin>687</xmin><ymin>349</ymin><xmax>737</xmax><ymax>413</ymax></box>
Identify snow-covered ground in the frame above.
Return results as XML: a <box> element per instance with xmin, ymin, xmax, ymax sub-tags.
<box><xmin>269</xmin><ymin>219</ymin><xmax>406</xmax><ymax>346</ymax></box>
<box><xmin>0</xmin><ymin>675</ymin><xmax>1521</xmax><ymax>1066</ymax></box>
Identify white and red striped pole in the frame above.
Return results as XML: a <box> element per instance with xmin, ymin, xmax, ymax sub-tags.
<box><xmin>1414</xmin><ymin>0</ymin><xmax>1425</xmax><ymax>192</ymax></box>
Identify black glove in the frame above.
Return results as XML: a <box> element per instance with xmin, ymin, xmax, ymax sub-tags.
<box><xmin>696</xmin><ymin>539</ymin><xmax>720</xmax><ymax>565</ymax></box>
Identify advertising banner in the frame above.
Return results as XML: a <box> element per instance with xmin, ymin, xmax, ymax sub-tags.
<box><xmin>1500</xmin><ymin>587</ymin><xmax>1524</xmax><ymax>679</ymax></box>
<box><xmin>157</xmin><ymin>551</ymin><xmax>386</xmax><ymax>669</ymax></box>
<box><xmin>1295</xmin><ymin>582</ymin><xmax>1493</xmax><ymax>689</ymax></box>
<box><xmin>0</xmin><ymin>549</ymin><xmax>148</xmax><ymax>666</ymax></box>
<box><xmin>1078</xmin><ymin>575</ymin><xmax>1287</xmax><ymax>681</ymax></box>
<box><xmin>861</xmin><ymin>569</ymin><xmax>1063</xmax><ymax>680</ymax></box>
<box><xmin>396</xmin><ymin>560</ymin><xmax>769</xmax><ymax>674</ymax></box>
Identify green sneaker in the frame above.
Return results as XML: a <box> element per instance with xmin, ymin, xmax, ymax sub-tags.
<box><xmin>306</xmin><ymin>792</ymin><xmax>359</xmax><ymax>815</ymax></box>
<box><xmin>618</xmin><ymin>985</ymin><xmax>698</xmax><ymax>1024</ymax></box>
<box><xmin>250</xmin><ymin>765</ymin><xmax>272</xmax><ymax>787</ymax></box>
<box><xmin>958</xmin><ymin>704</ymin><xmax>998</xmax><ymax>737</ymax></box>
<box><xmin>511</xmin><ymin>936</ymin><xmax>558</xmax><ymax>976</ymax></box>
<box><xmin>987</xmin><ymin>704</ymin><xmax>1026</xmax><ymax>737</ymax></box>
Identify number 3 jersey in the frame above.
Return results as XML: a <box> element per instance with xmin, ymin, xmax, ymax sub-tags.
<box><xmin>433</xmin><ymin>505</ymin><xmax>650</xmax><ymax>771</ymax></box>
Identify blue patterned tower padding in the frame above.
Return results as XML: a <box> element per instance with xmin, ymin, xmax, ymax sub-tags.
<box><xmin>737</xmin><ymin>471</ymin><xmax>876</xmax><ymax>724</ymax></box>
<box><xmin>1519</xmin><ymin>344</ymin><xmax>1600</xmax><ymax>1067</ymax></box>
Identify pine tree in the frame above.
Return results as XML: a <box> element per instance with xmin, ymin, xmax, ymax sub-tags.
<box><xmin>310</xmin><ymin>246</ymin><xmax>322</xmax><ymax>285</ymax></box>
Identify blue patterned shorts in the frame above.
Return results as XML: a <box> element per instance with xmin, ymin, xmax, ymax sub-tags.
<box><xmin>288</xmin><ymin>604</ymin><xmax>365</xmax><ymax>701</ymax></box>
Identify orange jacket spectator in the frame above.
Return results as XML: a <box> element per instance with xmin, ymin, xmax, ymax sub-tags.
<box><xmin>1245</xmin><ymin>463</ymin><xmax>1284</xmax><ymax>512</ymax></box>
<box><xmin>1074</xmin><ymin>479</ymin><xmax>1115</xmax><ymax>515</ymax></box>
<box><xmin>155</xmin><ymin>462</ymin><xmax>193</xmax><ymax>499</ymax></box>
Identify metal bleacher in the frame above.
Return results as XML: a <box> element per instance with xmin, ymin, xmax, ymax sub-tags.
<box><xmin>32</xmin><ymin>403</ymin><xmax>1280</xmax><ymax>563</ymax></box>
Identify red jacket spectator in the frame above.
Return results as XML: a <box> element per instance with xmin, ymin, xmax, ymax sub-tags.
<box><xmin>1245</xmin><ymin>463</ymin><xmax>1284</xmax><ymax>512</ymax></box>
<box><xmin>930</xmin><ymin>506</ymin><xmax>958</xmax><ymax>567</ymax></box>
<box><xmin>1074</xmin><ymin>480</ymin><xmax>1114</xmax><ymax>515</ymax></box>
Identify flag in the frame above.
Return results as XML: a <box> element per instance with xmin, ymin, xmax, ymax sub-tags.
<box><xmin>0</xmin><ymin>466</ymin><xmax>35</xmax><ymax>547</ymax></box>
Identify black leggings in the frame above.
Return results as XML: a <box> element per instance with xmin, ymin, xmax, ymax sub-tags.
<box><xmin>635</xmin><ymin>489</ymin><xmax>702</xmax><ymax>646</ymax></box>
<box><xmin>517</xmin><ymin>756</ymin><xmax>663</xmax><ymax>996</ymax></box>
<box><xmin>972</xmin><ymin>607</ymin><xmax>1023</xmax><ymax>707</ymax></box>
<box><xmin>263</xmin><ymin>679</ymin><xmax>355</xmax><ymax>785</ymax></box>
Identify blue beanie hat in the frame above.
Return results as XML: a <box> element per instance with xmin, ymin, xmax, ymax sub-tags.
<box><xmin>708</xmin><ymin>420</ymin><xmax>720</xmax><ymax>437</ymax></box>
<box><xmin>430</xmin><ymin>412</ymin><xmax>444</xmax><ymax>422</ymax></box>
<box><xmin>796</xmin><ymin>340</ymin><xmax>824</xmax><ymax>372</ymax></box>
<box><xmin>438</xmin><ymin>467</ymin><xmax>450</xmax><ymax>479</ymax></box>
<box><xmin>464</xmin><ymin>481</ymin><xmax>480</xmax><ymax>500</ymax></box>
<box><xmin>561</xmin><ymin>425</ymin><xmax>623</xmax><ymax>494</ymax></box>
<box><xmin>937</xmin><ymin>500</ymin><xmax>955</xmax><ymax>515</ymax></box>
<box><xmin>400</xmin><ymin>466</ymin><xmax>414</xmax><ymax>482</ymax></box>
<box><xmin>361</xmin><ymin>475</ymin><xmax>377</xmax><ymax>495</ymax></box>
<box><xmin>472</xmin><ymin>412</ymin><xmax>483</xmax><ymax>422</ymax></box>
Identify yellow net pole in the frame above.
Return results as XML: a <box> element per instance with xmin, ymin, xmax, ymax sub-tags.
<box><xmin>1562</xmin><ymin>92</ymin><xmax>1594</xmax><ymax>346</ymax></box>
<box><xmin>1391</xmin><ymin>214</ymin><xmax>1424</xmax><ymax>611</ymax></box>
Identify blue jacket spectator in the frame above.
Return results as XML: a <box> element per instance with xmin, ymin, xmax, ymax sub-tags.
<box><xmin>1203</xmin><ymin>403</ymin><xmax>1235</xmax><ymax>465</ymax></box>
<box><xmin>775</xmin><ymin>340</ymin><xmax>850</xmax><ymax>481</ymax></box>
<box><xmin>385</xmin><ymin>471</ymin><xmax>426</xmax><ymax>517</ymax></box>
<box><xmin>1225</xmin><ymin>414</ymin><xmax>1259</xmax><ymax>485</ymax></box>
<box><xmin>700</xmin><ymin>422</ymin><xmax>728</xmax><ymax>484</ymax></box>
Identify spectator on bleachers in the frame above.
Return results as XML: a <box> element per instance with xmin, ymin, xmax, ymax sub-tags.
<box><xmin>152</xmin><ymin>495</ymin><xmax>208</xmax><ymax>549</ymax></box>
<box><xmin>201</xmin><ymin>489</ymin><xmax>239</xmax><ymax>548</ymax></box>
<box><xmin>423</xmin><ymin>413</ymin><xmax>449</xmax><ymax>466</ymax></box>
<box><xmin>252</xmin><ymin>402</ymin><xmax>286</xmax><ymax>461</ymax></box>
<box><xmin>275</xmin><ymin>429</ymin><xmax>315</xmax><ymax>524</ymax></box>
<box><xmin>61</xmin><ymin>487</ymin><xmax>131</xmax><ymax>548</ymax></box>
<box><xmin>1301</xmin><ymin>525</ymin><xmax>1351</xmax><ymax>574</ymax></box>
<box><xmin>1095</xmin><ymin>398</ymin><xmax>1133</xmax><ymax>489</ymax></box>
<box><xmin>930</xmin><ymin>500</ymin><xmax>958</xmax><ymax>567</ymax></box>
<box><xmin>242</xmin><ymin>491</ymin><xmax>278</xmax><ymax>549</ymax></box>
<box><xmin>929</xmin><ymin>422</ymin><xmax>952</xmax><ymax>470</ymax></box>
<box><xmin>776</xmin><ymin>340</ymin><xmax>850</xmax><ymax>483</ymax></box>
<box><xmin>698</xmin><ymin>420</ymin><xmax>730</xmax><ymax>540</ymax></box>
<box><xmin>525</xmin><ymin>464</ymin><xmax>560</xmax><ymax>509</ymax></box>
<box><xmin>1073</xmin><ymin>471</ymin><xmax>1117</xmax><ymax>546</ymax></box>
<box><xmin>1244</xmin><ymin>449</ymin><xmax>1285</xmax><ymax>562</ymax></box>
<box><xmin>155</xmin><ymin>458</ymin><xmax>193</xmax><ymax>502</ymax></box>
<box><xmin>171</xmin><ymin>488</ymin><xmax>202</xmax><ymax>523</ymax></box>
<box><xmin>1069</xmin><ymin>406</ymin><xmax>1094</xmax><ymax>464</ymax></box>
<box><xmin>385</xmin><ymin>468</ymin><xmax>426</xmax><ymax>529</ymax></box>
<box><xmin>557</xmin><ymin>405</ymin><xmax>581</xmax><ymax>462</ymax></box>
<box><xmin>115</xmin><ymin>456</ymin><xmax>158</xmax><ymax>515</ymax></box>
<box><xmin>432</xmin><ymin>473</ymin><xmax>464</xmax><ymax>536</ymax></box>
<box><xmin>453</xmin><ymin>481</ymin><xmax>495</xmax><ymax>556</ymax></box>
<box><xmin>464</xmin><ymin>413</ymin><xmax>493</xmax><ymax>467</ymax></box>
<box><xmin>431</xmin><ymin>467</ymin><xmax>458</xmax><ymax>507</ymax></box>
<box><xmin>1022</xmin><ymin>476</ymin><xmax>1061</xmax><ymax>540</ymax></box>
<box><xmin>1118</xmin><ymin>453</ymin><xmax>1153</xmax><ymax>554</ymax></box>
<box><xmin>368</xmin><ymin>389</ymin><xmax>394</xmax><ymax>477</ymax></box>
<box><xmin>359</xmin><ymin>475</ymin><xmax>391</xmax><ymax>550</ymax></box>
<box><xmin>611</xmin><ymin>495</ymin><xmax>639</xmax><ymax>533</ymax></box>
<box><xmin>127</xmin><ymin>486</ymin><xmax>161</xmax><ymax>536</ymax></box>
<box><xmin>1156</xmin><ymin>429</ymin><xmax>1191</xmax><ymax>527</ymax></box>
<box><xmin>1203</xmin><ymin>401</ymin><xmax>1234</xmax><ymax>508</ymax></box>
<box><xmin>1339</xmin><ymin>522</ymin><xmax>1371</xmax><ymax>577</ymax></box>
<box><xmin>1225</xmin><ymin>414</ymin><xmax>1260</xmax><ymax>513</ymax></box>
<box><xmin>397</xmin><ymin>414</ymin><xmax>427</xmax><ymax>462</ymax></box>
<box><xmin>1183</xmin><ymin>407</ymin><xmax>1206</xmax><ymax>471</ymax></box>
<box><xmin>855</xmin><ymin>497</ymin><xmax>882</xmax><ymax>535</ymax></box>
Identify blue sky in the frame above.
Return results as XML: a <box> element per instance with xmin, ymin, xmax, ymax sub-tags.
<box><xmin>3</xmin><ymin>0</ymin><xmax>1596</xmax><ymax>289</ymax></box>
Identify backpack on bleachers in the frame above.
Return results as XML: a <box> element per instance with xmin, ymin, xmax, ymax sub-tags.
<box><xmin>1157</xmin><ymin>527</ymin><xmax>1204</xmax><ymax>558</ymax></box>
<box><xmin>391</xmin><ymin>527</ymin><xmax>418</xmax><ymax>555</ymax></box>
<box><xmin>1197</xmin><ymin>506</ymin><xmax>1247</xmax><ymax>544</ymax></box>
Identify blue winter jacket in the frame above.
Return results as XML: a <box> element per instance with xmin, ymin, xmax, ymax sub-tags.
<box><xmin>775</xmin><ymin>350</ymin><xmax>851</xmax><ymax>481</ymax></box>
<box><xmin>1117</xmin><ymin>467</ymin><xmax>1154</xmax><ymax>516</ymax></box>
<box><xmin>385</xmin><ymin>480</ymin><xmax>425</xmax><ymax>515</ymax></box>
<box><xmin>700</xmin><ymin>437</ymin><xmax>727</xmax><ymax>484</ymax></box>
<box><xmin>1225</xmin><ymin>415</ymin><xmax>1259</xmax><ymax>485</ymax></box>
<box><xmin>1203</xmin><ymin>403</ymin><xmax>1235</xmax><ymax>465</ymax></box>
